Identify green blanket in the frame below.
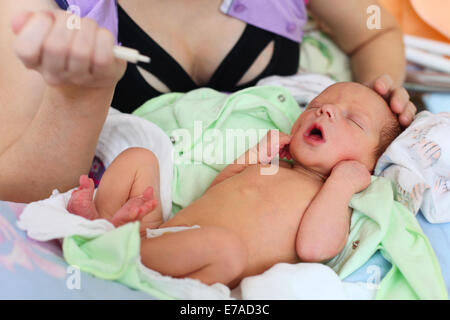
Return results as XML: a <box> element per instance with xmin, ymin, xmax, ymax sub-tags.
<box><xmin>336</xmin><ymin>177</ymin><xmax>447</xmax><ymax>299</ymax></box>
<box><xmin>63</xmin><ymin>87</ymin><xmax>447</xmax><ymax>300</ymax></box>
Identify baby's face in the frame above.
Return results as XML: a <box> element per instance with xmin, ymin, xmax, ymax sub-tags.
<box><xmin>289</xmin><ymin>82</ymin><xmax>392</xmax><ymax>175</ymax></box>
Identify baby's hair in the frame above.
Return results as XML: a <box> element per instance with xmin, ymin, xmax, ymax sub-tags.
<box><xmin>374</xmin><ymin>113</ymin><xmax>403</xmax><ymax>160</ymax></box>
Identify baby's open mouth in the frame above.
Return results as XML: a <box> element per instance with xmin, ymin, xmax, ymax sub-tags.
<box><xmin>304</xmin><ymin>124</ymin><xmax>325</xmax><ymax>143</ymax></box>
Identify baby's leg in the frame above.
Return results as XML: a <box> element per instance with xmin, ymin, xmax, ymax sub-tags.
<box><xmin>141</xmin><ymin>226</ymin><xmax>248</xmax><ymax>287</ymax></box>
<box><xmin>68</xmin><ymin>148</ymin><xmax>163</xmax><ymax>229</ymax></box>
<box><xmin>96</xmin><ymin>147</ymin><xmax>163</xmax><ymax>228</ymax></box>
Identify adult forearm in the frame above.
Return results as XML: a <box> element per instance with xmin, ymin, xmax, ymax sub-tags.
<box><xmin>0</xmin><ymin>87</ymin><xmax>112</xmax><ymax>202</ymax></box>
<box><xmin>350</xmin><ymin>27</ymin><xmax>406</xmax><ymax>87</ymax></box>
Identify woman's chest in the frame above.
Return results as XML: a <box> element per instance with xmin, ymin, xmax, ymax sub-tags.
<box><xmin>118</xmin><ymin>0</ymin><xmax>272</xmax><ymax>85</ymax></box>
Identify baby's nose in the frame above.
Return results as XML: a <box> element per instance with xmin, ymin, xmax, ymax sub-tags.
<box><xmin>316</xmin><ymin>104</ymin><xmax>336</xmax><ymax>121</ymax></box>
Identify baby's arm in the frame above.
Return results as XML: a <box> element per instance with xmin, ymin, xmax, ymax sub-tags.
<box><xmin>295</xmin><ymin>160</ymin><xmax>371</xmax><ymax>262</ymax></box>
<box><xmin>207</xmin><ymin>130</ymin><xmax>291</xmax><ymax>190</ymax></box>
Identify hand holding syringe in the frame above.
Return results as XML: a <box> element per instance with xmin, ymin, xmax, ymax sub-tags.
<box><xmin>12</xmin><ymin>10</ymin><xmax>150</xmax><ymax>90</ymax></box>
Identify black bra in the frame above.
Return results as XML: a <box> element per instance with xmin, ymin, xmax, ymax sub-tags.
<box><xmin>112</xmin><ymin>5</ymin><xmax>300</xmax><ymax>113</ymax></box>
<box><xmin>55</xmin><ymin>1</ymin><xmax>300</xmax><ymax>113</ymax></box>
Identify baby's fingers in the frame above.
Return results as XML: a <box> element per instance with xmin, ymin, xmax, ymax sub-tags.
<box><xmin>13</xmin><ymin>11</ymin><xmax>54</xmax><ymax>69</ymax></box>
<box><xmin>278</xmin><ymin>133</ymin><xmax>292</xmax><ymax>147</ymax></box>
<box><xmin>280</xmin><ymin>145</ymin><xmax>292</xmax><ymax>160</ymax></box>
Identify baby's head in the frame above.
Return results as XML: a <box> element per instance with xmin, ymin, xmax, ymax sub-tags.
<box><xmin>289</xmin><ymin>82</ymin><xmax>402</xmax><ymax>175</ymax></box>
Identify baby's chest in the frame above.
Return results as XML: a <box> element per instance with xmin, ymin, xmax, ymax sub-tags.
<box><xmin>239</xmin><ymin>168</ymin><xmax>321</xmax><ymax>214</ymax></box>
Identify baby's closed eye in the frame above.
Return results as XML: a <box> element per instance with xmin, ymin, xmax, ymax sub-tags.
<box><xmin>348</xmin><ymin>116</ymin><xmax>365</xmax><ymax>130</ymax></box>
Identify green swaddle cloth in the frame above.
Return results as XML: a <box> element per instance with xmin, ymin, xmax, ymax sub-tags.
<box><xmin>63</xmin><ymin>86</ymin><xmax>447</xmax><ymax>299</ymax></box>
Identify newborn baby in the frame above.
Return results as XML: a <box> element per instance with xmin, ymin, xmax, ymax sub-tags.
<box><xmin>67</xmin><ymin>82</ymin><xmax>402</xmax><ymax>288</ymax></box>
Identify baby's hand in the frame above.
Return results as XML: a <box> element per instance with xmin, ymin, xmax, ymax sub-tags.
<box><xmin>257</xmin><ymin>130</ymin><xmax>292</xmax><ymax>164</ymax></box>
<box><xmin>12</xmin><ymin>10</ymin><xmax>126</xmax><ymax>89</ymax></box>
<box><xmin>330</xmin><ymin>160</ymin><xmax>371</xmax><ymax>194</ymax></box>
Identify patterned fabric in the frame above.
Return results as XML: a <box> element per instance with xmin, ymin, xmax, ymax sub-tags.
<box><xmin>88</xmin><ymin>156</ymin><xmax>105</xmax><ymax>188</ymax></box>
<box><xmin>375</xmin><ymin>111</ymin><xmax>450</xmax><ymax>223</ymax></box>
<box><xmin>0</xmin><ymin>201</ymin><xmax>154</xmax><ymax>299</ymax></box>
<box><xmin>0</xmin><ymin>202</ymin><xmax>64</xmax><ymax>279</ymax></box>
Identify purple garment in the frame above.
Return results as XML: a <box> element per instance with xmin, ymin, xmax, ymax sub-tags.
<box><xmin>220</xmin><ymin>0</ymin><xmax>308</xmax><ymax>43</ymax></box>
<box><xmin>88</xmin><ymin>156</ymin><xmax>105</xmax><ymax>188</ymax></box>
<box><xmin>65</xmin><ymin>0</ymin><xmax>118</xmax><ymax>42</ymax></box>
<box><xmin>59</xmin><ymin>0</ymin><xmax>308</xmax><ymax>43</ymax></box>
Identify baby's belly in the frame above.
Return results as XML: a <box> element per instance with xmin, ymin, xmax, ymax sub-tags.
<box><xmin>162</xmin><ymin>172</ymin><xmax>318</xmax><ymax>277</ymax></box>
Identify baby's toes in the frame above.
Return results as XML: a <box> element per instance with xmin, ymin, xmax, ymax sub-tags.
<box><xmin>110</xmin><ymin>205</ymin><xmax>137</xmax><ymax>227</ymax></box>
<box><xmin>110</xmin><ymin>196</ymin><xmax>156</xmax><ymax>227</ymax></box>
<box><xmin>67</xmin><ymin>189</ymin><xmax>97</xmax><ymax>219</ymax></box>
<box><xmin>141</xmin><ymin>186</ymin><xmax>154</xmax><ymax>201</ymax></box>
<box><xmin>79</xmin><ymin>175</ymin><xmax>95</xmax><ymax>190</ymax></box>
<box><xmin>137</xmin><ymin>199</ymin><xmax>158</xmax><ymax>220</ymax></box>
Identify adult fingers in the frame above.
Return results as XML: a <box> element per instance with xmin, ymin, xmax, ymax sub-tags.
<box><xmin>372</xmin><ymin>74</ymin><xmax>394</xmax><ymax>99</ymax></box>
<box><xmin>398</xmin><ymin>101</ymin><xmax>417</xmax><ymax>127</ymax></box>
<box><xmin>13</xmin><ymin>11</ymin><xmax>55</xmax><ymax>69</ymax></box>
<box><xmin>41</xmin><ymin>11</ymin><xmax>77</xmax><ymax>83</ymax></box>
<box><xmin>389</xmin><ymin>87</ymin><xmax>410</xmax><ymax>114</ymax></box>
<box><xmin>11</xmin><ymin>10</ymin><xmax>34</xmax><ymax>35</ymax></box>
<box><xmin>67</xmin><ymin>17</ymin><xmax>98</xmax><ymax>83</ymax></box>
<box><xmin>91</xmin><ymin>27</ymin><xmax>116</xmax><ymax>80</ymax></box>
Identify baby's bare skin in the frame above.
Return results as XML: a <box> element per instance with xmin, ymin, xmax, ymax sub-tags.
<box><xmin>161</xmin><ymin>162</ymin><xmax>323</xmax><ymax>281</ymax></box>
<box><xmin>68</xmin><ymin>82</ymin><xmax>400</xmax><ymax>288</ymax></box>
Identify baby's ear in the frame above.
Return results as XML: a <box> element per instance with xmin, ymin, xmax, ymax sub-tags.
<box><xmin>368</xmin><ymin>159</ymin><xmax>377</xmax><ymax>175</ymax></box>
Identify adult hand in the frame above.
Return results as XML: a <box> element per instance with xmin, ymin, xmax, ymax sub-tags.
<box><xmin>12</xmin><ymin>10</ymin><xmax>126</xmax><ymax>89</ymax></box>
<box><xmin>369</xmin><ymin>74</ymin><xmax>417</xmax><ymax>127</ymax></box>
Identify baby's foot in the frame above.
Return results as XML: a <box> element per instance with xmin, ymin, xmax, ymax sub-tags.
<box><xmin>67</xmin><ymin>175</ymin><xmax>99</xmax><ymax>220</ymax></box>
<box><xmin>110</xmin><ymin>187</ymin><xmax>158</xmax><ymax>228</ymax></box>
